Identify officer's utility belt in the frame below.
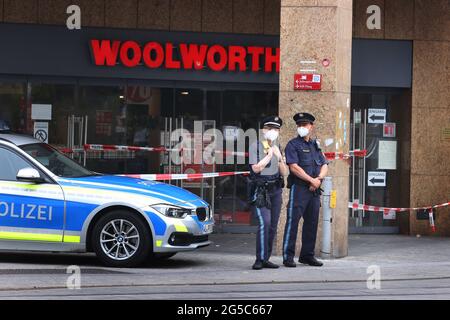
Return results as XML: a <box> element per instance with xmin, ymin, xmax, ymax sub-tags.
<box><xmin>248</xmin><ymin>176</ymin><xmax>284</xmax><ymax>209</ymax></box>
<box><xmin>253</xmin><ymin>176</ymin><xmax>284</xmax><ymax>190</ymax></box>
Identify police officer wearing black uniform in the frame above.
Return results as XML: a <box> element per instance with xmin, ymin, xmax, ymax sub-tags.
<box><xmin>248</xmin><ymin>116</ymin><xmax>289</xmax><ymax>270</ymax></box>
<box><xmin>282</xmin><ymin>112</ymin><xmax>329</xmax><ymax>267</ymax></box>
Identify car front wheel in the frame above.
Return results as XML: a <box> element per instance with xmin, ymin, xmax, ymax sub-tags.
<box><xmin>92</xmin><ymin>210</ymin><xmax>152</xmax><ymax>267</ymax></box>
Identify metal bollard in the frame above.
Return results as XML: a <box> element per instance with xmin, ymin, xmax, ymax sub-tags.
<box><xmin>321</xmin><ymin>177</ymin><xmax>333</xmax><ymax>259</ymax></box>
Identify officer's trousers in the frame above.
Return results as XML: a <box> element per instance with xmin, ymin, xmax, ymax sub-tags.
<box><xmin>282</xmin><ymin>184</ymin><xmax>321</xmax><ymax>262</ymax></box>
<box><xmin>251</xmin><ymin>187</ymin><xmax>282</xmax><ymax>262</ymax></box>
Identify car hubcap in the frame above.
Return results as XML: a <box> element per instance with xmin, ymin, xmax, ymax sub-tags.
<box><xmin>100</xmin><ymin>219</ymin><xmax>140</xmax><ymax>261</ymax></box>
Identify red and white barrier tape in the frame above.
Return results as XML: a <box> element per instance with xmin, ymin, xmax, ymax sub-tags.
<box><xmin>83</xmin><ymin>144</ymin><xmax>172</xmax><ymax>153</ymax></box>
<box><xmin>348</xmin><ymin>201</ymin><xmax>449</xmax><ymax>213</ymax></box>
<box><xmin>119</xmin><ymin>171</ymin><xmax>250</xmax><ymax>181</ymax></box>
<box><xmin>324</xmin><ymin>149</ymin><xmax>367</xmax><ymax>160</ymax></box>
<box><xmin>349</xmin><ymin>201</ymin><xmax>449</xmax><ymax>233</ymax></box>
<box><xmin>61</xmin><ymin>144</ymin><xmax>365</xmax><ymax>161</ymax></box>
<box><xmin>214</xmin><ymin>150</ymin><xmax>249</xmax><ymax>157</ymax></box>
<box><xmin>429</xmin><ymin>208</ymin><xmax>436</xmax><ymax>233</ymax></box>
<box><xmin>61</xmin><ymin>145</ymin><xmax>249</xmax><ymax>157</ymax></box>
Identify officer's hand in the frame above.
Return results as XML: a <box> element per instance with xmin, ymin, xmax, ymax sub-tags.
<box><xmin>310</xmin><ymin>178</ymin><xmax>322</xmax><ymax>189</ymax></box>
<box><xmin>272</xmin><ymin>145</ymin><xmax>282</xmax><ymax>161</ymax></box>
<box><xmin>309</xmin><ymin>186</ymin><xmax>317</xmax><ymax>192</ymax></box>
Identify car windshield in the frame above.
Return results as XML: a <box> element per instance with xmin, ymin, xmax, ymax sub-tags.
<box><xmin>20</xmin><ymin>143</ymin><xmax>96</xmax><ymax>178</ymax></box>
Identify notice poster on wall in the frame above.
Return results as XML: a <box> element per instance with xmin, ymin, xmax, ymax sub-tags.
<box><xmin>31</xmin><ymin>104</ymin><xmax>52</xmax><ymax>120</ymax></box>
<box><xmin>383</xmin><ymin>209</ymin><xmax>396</xmax><ymax>220</ymax></box>
<box><xmin>378</xmin><ymin>140</ymin><xmax>397</xmax><ymax>170</ymax></box>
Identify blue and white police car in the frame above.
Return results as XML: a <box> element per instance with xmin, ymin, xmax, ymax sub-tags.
<box><xmin>0</xmin><ymin>133</ymin><xmax>213</xmax><ymax>267</ymax></box>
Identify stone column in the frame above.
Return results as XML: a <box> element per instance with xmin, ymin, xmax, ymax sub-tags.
<box><xmin>275</xmin><ymin>0</ymin><xmax>353</xmax><ymax>258</ymax></box>
<box><xmin>409</xmin><ymin>0</ymin><xmax>450</xmax><ymax>236</ymax></box>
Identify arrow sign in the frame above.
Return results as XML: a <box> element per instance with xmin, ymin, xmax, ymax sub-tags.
<box><xmin>369</xmin><ymin>115</ymin><xmax>384</xmax><ymax>122</ymax></box>
<box><xmin>368</xmin><ymin>109</ymin><xmax>386</xmax><ymax>124</ymax></box>
<box><xmin>368</xmin><ymin>171</ymin><xmax>386</xmax><ymax>187</ymax></box>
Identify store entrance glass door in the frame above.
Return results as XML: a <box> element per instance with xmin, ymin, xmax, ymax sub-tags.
<box><xmin>349</xmin><ymin>88</ymin><xmax>412</xmax><ymax>234</ymax></box>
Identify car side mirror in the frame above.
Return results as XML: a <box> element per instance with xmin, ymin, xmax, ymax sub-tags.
<box><xmin>16</xmin><ymin>168</ymin><xmax>45</xmax><ymax>183</ymax></box>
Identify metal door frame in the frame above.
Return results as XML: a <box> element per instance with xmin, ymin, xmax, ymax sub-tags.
<box><xmin>349</xmin><ymin>107</ymin><xmax>399</xmax><ymax>234</ymax></box>
<box><xmin>67</xmin><ymin>114</ymin><xmax>88</xmax><ymax>166</ymax></box>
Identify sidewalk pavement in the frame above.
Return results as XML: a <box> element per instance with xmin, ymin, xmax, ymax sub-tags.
<box><xmin>191</xmin><ymin>233</ymin><xmax>450</xmax><ymax>283</ymax></box>
<box><xmin>0</xmin><ymin>233</ymin><xmax>450</xmax><ymax>290</ymax></box>
<box><xmin>206</xmin><ymin>232</ymin><xmax>450</xmax><ymax>264</ymax></box>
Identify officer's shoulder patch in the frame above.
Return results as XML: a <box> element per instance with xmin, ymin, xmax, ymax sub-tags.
<box><xmin>293</xmin><ymin>139</ymin><xmax>304</xmax><ymax>149</ymax></box>
<box><xmin>313</xmin><ymin>140</ymin><xmax>322</xmax><ymax>151</ymax></box>
<box><xmin>287</xmin><ymin>138</ymin><xmax>299</xmax><ymax>146</ymax></box>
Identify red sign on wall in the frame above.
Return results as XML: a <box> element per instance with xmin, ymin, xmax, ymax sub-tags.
<box><xmin>294</xmin><ymin>73</ymin><xmax>322</xmax><ymax>90</ymax></box>
<box><xmin>383</xmin><ymin>122</ymin><xmax>396</xmax><ymax>138</ymax></box>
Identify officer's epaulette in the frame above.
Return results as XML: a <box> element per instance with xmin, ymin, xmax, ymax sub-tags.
<box><xmin>313</xmin><ymin>139</ymin><xmax>322</xmax><ymax>151</ymax></box>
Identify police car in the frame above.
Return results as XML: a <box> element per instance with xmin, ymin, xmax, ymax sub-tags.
<box><xmin>0</xmin><ymin>133</ymin><xmax>213</xmax><ymax>267</ymax></box>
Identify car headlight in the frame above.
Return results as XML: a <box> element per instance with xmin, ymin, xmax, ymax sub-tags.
<box><xmin>151</xmin><ymin>204</ymin><xmax>192</xmax><ymax>219</ymax></box>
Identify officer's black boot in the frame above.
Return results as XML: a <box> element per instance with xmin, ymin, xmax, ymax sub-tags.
<box><xmin>299</xmin><ymin>256</ymin><xmax>323</xmax><ymax>267</ymax></box>
<box><xmin>283</xmin><ymin>260</ymin><xmax>296</xmax><ymax>268</ymax></box>
<box><xmin>262</xmin><ymin>260</ymin><xmax>279</xmax><ymax>269</ymax></box>
<box><xmin>252</xmin><ymin>260</ymin><xmax>264</xmax><ymax>270</ymax></box>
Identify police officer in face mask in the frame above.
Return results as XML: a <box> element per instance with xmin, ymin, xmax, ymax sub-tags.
<box><xmin>248</xmin><ymin>116</ymin><xmax>289</xmax><ymax>270</ymax></box>
<box><xmin>282</xmin><ymin>112</ymin><xmax>329</xmax><ymax>267</ymax></box>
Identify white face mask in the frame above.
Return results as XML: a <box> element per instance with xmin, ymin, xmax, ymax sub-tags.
<box><xmin>264</xmin><ymin>129</ymin><xmax>279</xmax><ymax>142</ymax></box>
<box><xmin>297</xmin><ymin>126</ymin><xmax>309</xmax><ymax>138</ymax></box>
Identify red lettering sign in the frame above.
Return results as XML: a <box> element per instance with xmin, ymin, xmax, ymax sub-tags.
<box><xmin>206</xmin><ymin>45</ymin><xmax>228</xmax><ymax>71</ymax></box>
<box><xmin>90</xmin><ymin>40</ymin><xmax>120</xmax><ymax>66</ymax></box>
<box><xmin>142</xmin><ymin>42</ymin><xmax>164</xmax><ymax>68</ymax></box>
<box><xmin>228</xmin><ymin>46</ymin><xmax>246</xmax><ymax>71</ymax></box>
<box><xmin>89</xmin><ymin>40</ymin><xmax>280</xmax><ymax>73</ymax></box>
<box><xmin>165</xmin><ymin>43</ymin><xmax>181</xmax><ymax>69</ymax></box>
<box><xmin>265</xmin><ymin>47</ymin><xmax>280</xmax><ymax>73</ymax></box>
<box><xmin>179</xmin><ymin>44</ymin><xmax>208</xmax><ymax>70</ymax></box>
<box><xmin>247</xmin><ymin>46</ymin><xmax>264</xmax><ymax>72</ymax></box>
<box><xmin>120</xmin><ymin>41</ymin><xmax>141</xmax><ymax>67</ymax></box>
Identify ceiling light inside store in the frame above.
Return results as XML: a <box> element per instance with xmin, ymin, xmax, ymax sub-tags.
<box><xmin>181</xmin><ymin>91</ymin><xmax>189</xmax><ymax>95</ymax></box>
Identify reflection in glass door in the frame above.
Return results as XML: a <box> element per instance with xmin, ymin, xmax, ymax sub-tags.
<box><xmin>349</xmin><ymin>88</ymin><xmax>412</xmax><ymax>234</ymax></box>
<box><xmin>3</xmin><ymin>78</ymin><xmax>279</xmax><ymax>232</ymax></box>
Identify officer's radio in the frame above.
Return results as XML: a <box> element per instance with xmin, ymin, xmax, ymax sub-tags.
<box><xmin>262</xmin><ymin>140</ymin><xmax>270</xmax><ymax>154</ymax></box>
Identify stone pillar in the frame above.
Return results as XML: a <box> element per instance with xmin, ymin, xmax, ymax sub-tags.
<box><xmin>275</xmin><ymin>0</ymin><xmax>353</xmax><ymax>258</ymax></box>
<box><xmin>409</xmin><ymin>0</ymin><xmax>450</xmax><ymax>236</ymax></box>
